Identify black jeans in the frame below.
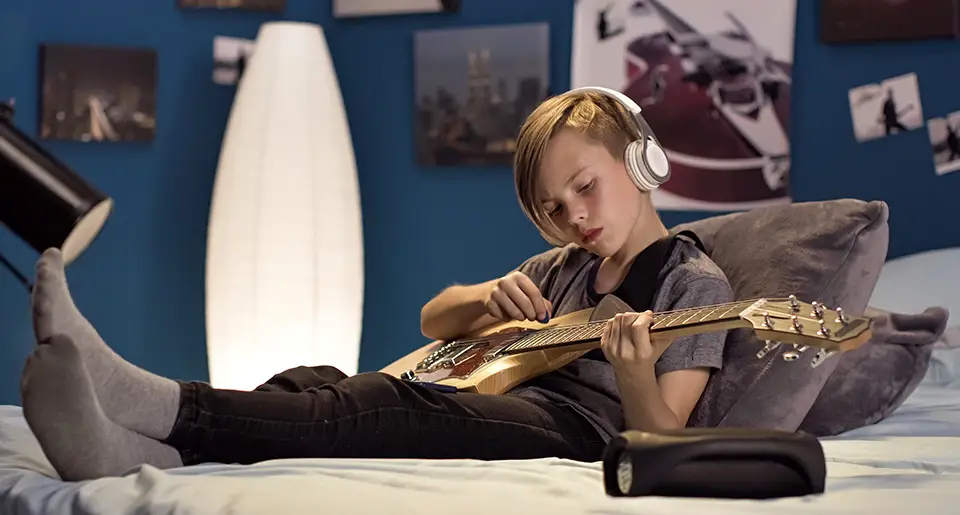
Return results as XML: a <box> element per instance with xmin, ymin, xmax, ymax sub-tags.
<box><xmin>163</xmin><ymin>366</ymin><xmax>607</xmax><ymax>466</ymax></box>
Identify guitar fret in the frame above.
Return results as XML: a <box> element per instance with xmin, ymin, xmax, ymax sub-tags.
<box><xmin>572</xmin><ymin>326</ymin><xmax>593</xmax><ymax>340</ymax></box>
<box><xmin>504</xmin><ymin>300</ymin><xmax>755</xmax><ymax>354</ymax></box>
<box><xmin>672</xmin><ymin>311</ymin><xmax>695</xmax><ymax>325</ymax></box>
<box><xmin>657</xmin><ymin>312</ymin><xmax>685</xmax><ymax>328</ymax></box>
<box><xmin>717</xmin><ymin>304</ymin><xmax>743</xmax><ymax>319</ymax></box>
<box><xmin>698</xmin><ymin>306</ymin><xmax>720</xmax><ymax>321</ymax></box>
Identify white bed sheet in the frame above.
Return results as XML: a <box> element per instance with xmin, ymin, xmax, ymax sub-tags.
<box><xmin>2</xmin><ymin>346</ymin><xmax>960</xmax><ymax>515</ymax></box>
<box><xmin>3</xmin><ymin>247</ymin><xmax>958</xmax><ymax>515</ymax></box>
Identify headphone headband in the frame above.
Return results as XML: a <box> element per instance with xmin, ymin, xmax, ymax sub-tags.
<box><xmin>569</xmin><ymin>85</ymin><xmax>643</xmax><ymax>116</ymax></box>
<box><xmin>568</xmin><ymin>85</ymin><xmax>653</xmax><ymax>144</ymax></box>
<box><xmin>565</xmin><ymin>85</ymin><xmax>671</xmax><ymax>191</ymax></box>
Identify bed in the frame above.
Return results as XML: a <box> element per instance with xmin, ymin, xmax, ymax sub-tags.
<box><xmin>1</xmin><ymin>247</ymin><xmax>957</xmax><ymax>515</ymax></box>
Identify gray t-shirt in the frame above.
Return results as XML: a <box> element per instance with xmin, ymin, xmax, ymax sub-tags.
<box><xmin>506</xmin><ymin>235</ymin><xmax>735</xmax><ymax>442</ymax></box>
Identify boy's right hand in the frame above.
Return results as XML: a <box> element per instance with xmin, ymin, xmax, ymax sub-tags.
<box><xmin>484</xmin><ymin>271</ymin><xmax>553</xmax><ymax>323</ymax></box>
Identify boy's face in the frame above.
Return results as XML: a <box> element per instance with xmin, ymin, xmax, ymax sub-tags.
<box><xmin>538</xmin><ymin>128</ymin><xmax>646</xmax><ymax>257</ymax></box>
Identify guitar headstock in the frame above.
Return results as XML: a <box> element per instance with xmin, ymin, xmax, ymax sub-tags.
<box><xmin>739</xmin><ymin>295</ymin><xmax>873</xmax><ymax>355</ymax></box>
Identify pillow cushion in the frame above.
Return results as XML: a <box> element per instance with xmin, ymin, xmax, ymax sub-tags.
<box><xmin>798</xmin><ymin>305</ymin><xmax>946</xmax><ymax>436</ymax></box>
<box><xmin>672</xmin><ymin>198</ymin><xmax>890</xmax><ymax>434</ymax></box>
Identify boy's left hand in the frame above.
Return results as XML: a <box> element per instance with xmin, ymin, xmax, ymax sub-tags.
<box><xmin>600</xmin><ymin>311</ymin><xmax>673</xmax><ymax>377</ymax></box>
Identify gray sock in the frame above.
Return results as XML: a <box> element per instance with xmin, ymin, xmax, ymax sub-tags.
<box><xmin>31</xmin><ymin>248</ymin><xmax>180</xmax><ymax>440</ymax></box>
<box><xmin>21</xmin><ymin>335</ymin><xmax>183</xmax><ymax>482</ymax></box>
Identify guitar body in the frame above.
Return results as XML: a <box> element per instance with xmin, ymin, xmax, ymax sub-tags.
<box><xmin>380</xmin><ymin>296</ymin><xmax>634</xmax><ymax>395</ymax></box>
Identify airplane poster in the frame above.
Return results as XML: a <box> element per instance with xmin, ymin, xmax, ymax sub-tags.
<box><xmin>572</xmin><ymin>0</ymin><xmax>797</xmax><ymax>211</ymax></box>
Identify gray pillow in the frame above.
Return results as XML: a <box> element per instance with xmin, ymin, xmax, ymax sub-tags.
<box><xmin>672</xmin><ymin>198</ymin><xmax>890</xmax><ymax>433</ymax></box>
<box><xmin>798</xmin><ymin>306</ymin><xmax>946</xmax><ymax>436</ymax></box>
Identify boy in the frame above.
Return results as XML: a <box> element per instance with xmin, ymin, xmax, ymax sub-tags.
<box><xmin>19</xmin><ymin>88</ymin><xmax>734</xmax><ymax>482</ymax></box>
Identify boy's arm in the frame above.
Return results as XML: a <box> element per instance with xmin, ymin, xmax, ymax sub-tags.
<box><xmin>419</xmin><ymin>280</ymin><xmax>501</xmax><ymax>341</ymax></box>
<box><xmin>617</xmin><ymin>275</ymin><xmax>734</xmax><ymax>431</ymax></box>
<box><xmin>419</xmin><ymin>247</ymin><xmax>562</xmax><ymax>341</ymax></box>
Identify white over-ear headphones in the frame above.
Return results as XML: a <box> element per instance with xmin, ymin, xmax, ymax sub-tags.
<box><xmin>567</xmin><ymin>86</ymin><xmax>671</xmax><ymax>192</ymax></box>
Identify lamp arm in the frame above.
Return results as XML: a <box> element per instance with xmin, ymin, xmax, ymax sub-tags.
<box><xmin>0</xmin><ymin>250</ymin><xmax>32</xmax><ymax>292</ymax></box>
<box><xmin>0</xmin><ymin>101</ymin><xmax>35</xmax><ymax>292</ymax></box>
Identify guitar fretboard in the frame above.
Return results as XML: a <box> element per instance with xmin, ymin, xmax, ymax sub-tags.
<box><xmin>502</xmin><ymin>300</ymin><xmax>756</xmax><ymax>354</ymax></box>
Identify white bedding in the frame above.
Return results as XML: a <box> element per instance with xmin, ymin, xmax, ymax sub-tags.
<box><xmin>2</xmin><ymin>345</ymin><xmax>959</xmax><ymax>515</ymax></box>
<box><xmin>3</xmin><ymin>250</ymin><xmax>958</xmax><ymax>515</ymax></box>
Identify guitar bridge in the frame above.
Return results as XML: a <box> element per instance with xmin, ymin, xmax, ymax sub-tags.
<box><xmin>428</xmin><ymin>344</ymin><xmax>477</xmax><ymax>369</ymax></box>
<box><xmin>417</xmin><ymin>341</ymin><xmax>477</xmax><ymax>370</ymax></box>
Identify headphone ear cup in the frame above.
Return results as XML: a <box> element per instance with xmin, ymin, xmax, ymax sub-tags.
<box><xmin>642</xmin><ymin>137</ymin><xmax>671</xmax><ymax>187</ymax></box>
<box><xmin>624</xmin><ymin>139</ymin><xmax>662</xmax><ymax>192</ymax></box>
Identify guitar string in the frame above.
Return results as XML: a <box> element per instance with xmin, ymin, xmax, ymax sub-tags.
<box><xmin>441</xmin><ymin>298</ymin><xmax>843</xmax><ymax>350</ymax></box>
<box><xmin>504</xmin><ymin>299</ymin><xmax>759</xmax><ymax>353</ymax></box>
<box><xmin>450</xmin><ymin>299</ymin><xmax>751</xmax><ymax>350</ymax></box>
<box><xmin>502</xmin><ymin>300</ymin><xmax>851</xmax><ymax>353</ymax></box>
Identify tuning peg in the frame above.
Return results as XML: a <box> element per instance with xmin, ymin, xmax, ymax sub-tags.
<box><xmin>788</xmin><ymin>294</ymin><xmax>800</xmax><ymax>312</ymax></box>
<box><xmin>756</xmin><ymin>340</ymin><xmax>781</xmax><ymax>359</ymax></box>
<box><xmin>811</xmin><ymin>301</ymin><xmax>824</xmax><ymax>319</ymax></box>
<box><xmin>791</xmin><ymin>315</ymin><xmax>803</xmax><ymax>332</ymax></box>
<box><xmin>782</xmin><ymin>344</ymin><xmax>809</xmax><ymax>362</ymax></box>
<box><xmin>811</xmin><ymin>349</ymin><xmax>837</xmax><ymax>368</ymax></box>
<box><xmin>835</xmin><ymin>307</ymin><xmax>848</xmax><ymax>325</ymax></box>
<box><xmin>816</xmin><ymin>319</ymin><xmax>830</xmax><ymax>337</ymax></box>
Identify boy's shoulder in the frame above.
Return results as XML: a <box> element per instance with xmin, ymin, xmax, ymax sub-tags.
<box><xmin>663</xmin><ymin>234</ymin><xmax>729</xmax><ymax>283</ymax></box>
<box><xmin>656</xmin><ymin>234</ymin><xmax>734</xmax><ymax>306</ymax></box>
<box><xmin>516</xmin><ymin>243</ymin><xmax>596</xmax><ymax>277</ymax></box>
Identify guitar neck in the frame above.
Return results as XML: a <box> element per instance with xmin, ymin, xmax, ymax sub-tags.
<box><xmin>500</xmin><ymin>299</ymin><xmax>759</xmax><ymax>355</ymax></box>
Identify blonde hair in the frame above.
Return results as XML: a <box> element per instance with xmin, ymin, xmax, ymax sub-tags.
<box><xmin>513</xmin><ymin>90</ymin><xmax>640</xmax><ymax>246</ymax></box>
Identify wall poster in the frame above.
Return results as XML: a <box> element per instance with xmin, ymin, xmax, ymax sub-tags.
<box><xmin>572</xmin><ymin>0</ymin><xmax>797</xmax><ymax>211</ymax></box>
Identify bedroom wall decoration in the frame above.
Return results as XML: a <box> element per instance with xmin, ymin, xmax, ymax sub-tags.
<box><xmin>926</xmin><ymin>109</ymin><xmax>960</xmax><ymax>176</ymax></box>
<box><xmin>413</xmin><ymin>22</ymin><xmax>549</xmax><ymax>166</ymax></box>
<box><xmin>178</xmin><ymin>0</ymin><xmax>286</xmax><ymax>11</ymax></box>
<box><xmin>38</xmin><ymin>44</ymin><xmax>157</xmax><ymax>143</ymax></box>
<box><xmin>847</xmin><ymin>72</ymin><xmax>924</xmax><ymax>143</ymax></box>
<box><xmin>213</xmin><ymin>36</ymin><xmax>256</xmax><ymax>86</ymax></box>
<box><xmin>820</xmin><ymin>0</ymin><xmax>960</xmax><ymax>44</ymax></box>
<box><xmin>571</xmin><ymin>0</ymin><xmax>797</xmax><ymax>212</ymax></box>
<box><xmin>333</xmin><ymin>0</ymin><xmax>460</xmax><ymax>18</ymax></box>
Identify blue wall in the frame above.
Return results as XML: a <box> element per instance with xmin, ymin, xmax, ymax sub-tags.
<box><xmin>0</xmin><ymin>0</ymin><xmax>957</xmax><ymax>406</ymax></box>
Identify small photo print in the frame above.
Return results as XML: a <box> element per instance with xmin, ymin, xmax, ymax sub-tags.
<box><xmin>821</xmin><ymin>0</ymin><xmax>960</xmax><ymax>44</ymax></box>
<box><xmin>333</xmin><ymin>0</ymin><xmax>460</xmax><ymax>18</ymax></box>
<box><xmin>179</xmin><ymin>0</ymin><xmax>286</xmax><ymax>11</ymax></box>
<box><xmin>414</xmin><ymin>22</ymin><xmax>550</xmax><ymax>166</ymax></box>
<box><xmin>214</xmin><ymin>36</ymin><xmax>256</xmax><ymax>85</ymax></box>
<box><xmin>848</xmin><ymin>72</ymin><xmax>923</xmax><ymax>143</ymax></box>
<box><xmin>39</xmin><ymin>44</ymin><xmax>157</xmax><ymax>143</ymax></box>
<box><xmin>927</xmin><ymin>110</ymin><xmax>960</xmax><ymax>176</ymax></box>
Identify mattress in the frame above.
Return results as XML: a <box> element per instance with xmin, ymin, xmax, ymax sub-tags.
<box><xmin>3</xmin><ymin>249</ymin><xmax>957</xmax><ymax>515</ymax></box>
<box><xmin>2</xmin><ymin>345</ymin><xmax>960</xmax><ymax>515</ymax></box>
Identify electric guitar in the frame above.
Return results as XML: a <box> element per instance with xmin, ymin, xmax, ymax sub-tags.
<box><xmin>381</xmin><ymin>294</ymin><xmax>872</xmax><ymax>395</ymax></box>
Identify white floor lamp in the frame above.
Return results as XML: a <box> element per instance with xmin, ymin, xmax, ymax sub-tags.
<box><xmin>205</xmin><ymin>22</ymin><xmax>365</xmax><ymax>391</ymax></box>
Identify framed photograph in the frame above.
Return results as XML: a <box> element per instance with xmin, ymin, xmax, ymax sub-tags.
<box><xmin>39</xmin><ymin>44</ymin><xmax>158</xmax><ymax>143</ymax></box>
<box><xmin>928</xmin><ymin>110</ymin><xmax>960</xmax><ymax>176</ymax></box>
<box><xmin>848</xmin><ymin>72</ymin><xmax>924</xmax><ymax>143</ymax></box>
<box><xmin>333</xmin><ymin>0</ymin><xmax>459</xmax><ymax>18</ymax></box>
<box><xmin>820</xmin><ymin>0</ymin><xmax>960</xmax><ymax>44</ymax></box>
<box><xmin>179</xmin><ymin>0</ymin><xmax>286</xmax><ymax>12</ymax></box>
<box><xmin>213</xmin><ymin>36</ymin><xmax>256</xmax><ymax>85</ymax></box>
<box><xmin>414</xmin><ymin>22</ymin><xmax>549</xmax><ymax>166</ymax></box>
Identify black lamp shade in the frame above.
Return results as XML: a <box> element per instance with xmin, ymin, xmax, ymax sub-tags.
<box><xmin>0</xmin><ymin>112</ymin><xmax>113</xmax><ymax>265</ymax></box>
